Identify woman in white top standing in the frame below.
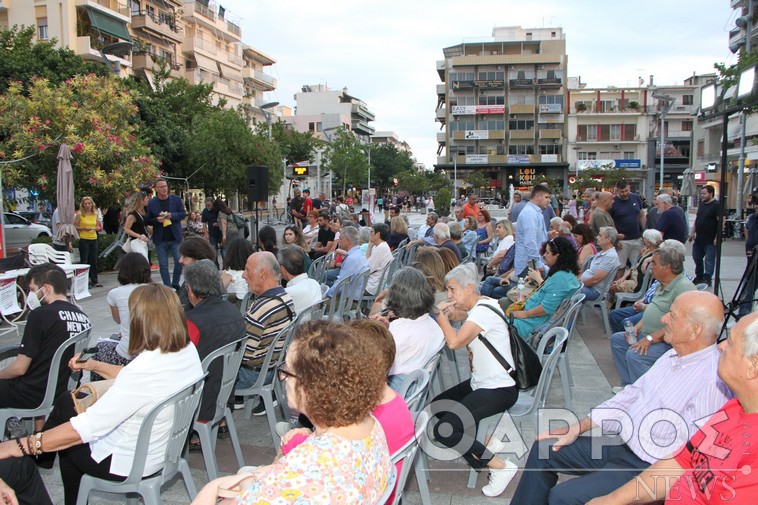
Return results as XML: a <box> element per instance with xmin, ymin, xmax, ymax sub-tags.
<box><xmin>433</xmin><ymin>262</ymin><xmax>519</xmax><ymax>498</ymax></box>
<box><xmin>0</xmin><ymin>284</ymin><xmax>203</xmax><ymax>505</ymax></box>
<box><xmin>221</xmin><ymin>238</ymin><xmax>254</xmax><ymax>306</ymax></box>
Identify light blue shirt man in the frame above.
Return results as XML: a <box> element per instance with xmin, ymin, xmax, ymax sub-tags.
<box><xmin>514</xmin><ymin>198</ymin><xmax>548</xmax><ymax>277</ymax></box>
<box><xmin>325</xmin><ymin>245</ymin><xmax>369</xmax><ymax>300</ymax></box>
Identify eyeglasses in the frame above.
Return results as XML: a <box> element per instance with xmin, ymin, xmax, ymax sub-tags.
<box><xmin>276</xmin><ymin>362</ymin><xmax>298</xmax><ymax>382</ymax></box>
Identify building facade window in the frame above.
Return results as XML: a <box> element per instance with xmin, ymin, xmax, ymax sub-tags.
<box><xmin>682</xmin><ymin>95</ymin><xmax>694</xmax><ymax>105</ymax></box>
<box><xmin>508</xmin><ymin>94</ymin><xmax>535</xmax><ymax>105</ymax></box>
<box><xmin>681</xmin><ymin>120</ymin><xmax>693</xmax><ymax>131</ymax></box>
<box><xmin>623</xmin><ymin>151</ymin><xmax>636</xmax><ymax>159</ymax></box>
<box><xmin>478</xmin><ymin>95</ymin><xmax>505</xmax><ymax>106</ymax></box>
<box><xmin>539</xmin><ymin>145</ymin><xmax>561</xmax><ymax>154</ymax></box>
<box><xmin>578</xmin><ymin>152</ymin><xmax>597</xmax><ymax>160</ymax></box>
<box><xmin>509</xmin><ymin>144</ymin><xmax>534</xmax><ymax>155</ymax></box>
<box><xmin>539</xmin><ymin>95</ymin><xmax>564</xmax><ymax>106</ymax></box>
<box><xmin>610</xmin><ymin>124</ymin><xmax>621</xmax><ymax>141</ymax></box>
<box><xmin>508</xmin><ymin>119</ymin><xmax>534</xmax><ymax>130</ymax></box>
<box><xmin>478</xmin><ymin>71</ymin><xmax>504</xmax><ymax>80</ymax></box>
<box><xmin>37</xmin><ymin>18</ymin><xmax>48</xmax><ymax>40</ymax></box>
<box><xmin>577</xmin><ymin>124</ymin><xmax>597</xmax><ymax>141</ymax></box>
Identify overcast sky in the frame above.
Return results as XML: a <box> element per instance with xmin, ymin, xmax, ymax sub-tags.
<box><xmin>218</xmin><ymin>0</ymin><xmax>736</xmax><ymax>168</ymax></box>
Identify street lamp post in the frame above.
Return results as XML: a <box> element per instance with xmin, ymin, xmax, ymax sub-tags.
<box><xmin>652</xmin><ymin>93</ymin><xmax>675</xmax><ymax>191</ymax></box>
<box><xmin>260</xmin><ymin>101</ymin><xmax>279</xmax><ymax>140</ymax></box>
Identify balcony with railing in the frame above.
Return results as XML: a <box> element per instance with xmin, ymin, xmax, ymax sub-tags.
<box><xmin>436</xmin><ymin>108</ymin><xmax>447</xmax><ymax>120</ymax></box>
<box><xmin>76</xmin><ymin>0</ymin><xmax>130</xmax><ymax>19</ymax></box>
<box><xmin>184</xmin><ymin>1</ymin><xmax>242</xmax><ymax>41</ymax></box>
<box><xmin>131</xmin><ymin>10</ymin><xmax>181</xmax><ymax>42</ymax></box>
<box><xmin>437</xmin><ymin>83</ymin><xmax>446</xmax><ymax>95</ymax></box>
<box><xmin>133</xmin><ymin>51</ymin><xmax>182</xmax><ymax>78</ymax></box>
<box><xmin>184</xmin><ymin>36</ymin><xmax>217</xmax><ymax>55</ymax></box>
<box><xmin>509</xmin><ymin>129</ymin><xmax>535</xmax><ymax>139</ymax></box>
<box><xmin>510</xmin><ymin>104</ymin><xmax>535</xmax><ymax>114</ymax></box>
<box><xmin>539</xmin><ymin>129</ymin><xmax>562</xmax><ymax>140</ymax></box>
<box><xmin>247</xmin><ymin>69</ymin><xmax>276</xmax><ymax>89</ymax></box>
<box><xmin>437</xmin><ymin>131</ymin><xmax>447</xmax><ymax>143</ymax></box>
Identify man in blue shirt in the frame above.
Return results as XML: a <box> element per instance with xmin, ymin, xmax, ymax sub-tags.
<box><xmin>513</xmin><ymin>184</ymin><xmax>550</xmax><ymax>281</ymax></box>
<box><xmin>146</xmin><ymin>178</ymin><xmax>187</xmax><ymax>289</ymax></box>
<box><xmin>654</xmin><ymin>193</ymin><xmax>687</xmax><ymax>243</ymax></box>
<box><xmin>610</xmin><ymin>179</ymin><xmax>645</xmax><ymax>268</ymax></box>
<box><xmin>324</xmin><ymin>226</ymin><xmax>369</xmax><ymax>301</ymax></box>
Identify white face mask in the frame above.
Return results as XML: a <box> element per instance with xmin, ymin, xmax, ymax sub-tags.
<box><xmin>26</xmin><ymin>288</ymin><xmax>45</xmax><ymax>311</ymax></box>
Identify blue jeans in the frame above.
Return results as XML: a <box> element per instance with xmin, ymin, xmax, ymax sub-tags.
<box><xmin>581</xmin><ymin>286</ymin><xmax>600</xmax><ymax>301</ymax></box>
<box><xmin>610</xmin><ymin>332</ymin><xmax>672</xmax><ymax>386</ymax></box>
<box><xmin>480</xmin><ymin>276</ymin><xmax>509</xmax><ymax>299</ymax></box>
<box><xmin>692</xmin><ymin>242</ymin><xmax>716</xmax><ymax>281</ymax></box>
<box><xmin>608</xmin><ymin>307</ymin><xmax>642</xmax><ymax>334</ymax></box>
<box><xmin>510</xmin><ymin>436</ymin><xmax>648</xmax><ymax>505</ymax></box>
<box><xmin>155</xmin><ymin>240</ymin><xmax>182</xmax><ymax>288</ymax></box>
<box><xmin>236</xmin><ymin>366</ymin><xmax>274</xmax><ymax>391</ymax></box>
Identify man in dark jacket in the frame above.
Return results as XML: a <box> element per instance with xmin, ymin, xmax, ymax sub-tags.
<box><xmin>146</xmin><ymin>178</ymin><xmax>187</xmax><ymax>289</ymax></box>
<box><xmin>184</xmin><ymin>260</ymin><xmax>245</xmax><ymax>423</ymax></box>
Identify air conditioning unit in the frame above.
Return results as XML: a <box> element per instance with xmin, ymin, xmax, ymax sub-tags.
<box><xmin>614</xmin><ymin>144</ymin><xmax>620</xmax><ymax>149</ymax></box>
<box><xmin>496</xmin><ymin>65</ymin><xmax>502</xmax><ymax>70</ymax></box>
<box><xmin>538</xmin><ymin>65</ymin><xmax>545</xmax><ymax>69</ymax></box>
<box><xmin>508</xmin><ymin>65</ymin><xmax>515</xmax><ymax>70</ymax></box>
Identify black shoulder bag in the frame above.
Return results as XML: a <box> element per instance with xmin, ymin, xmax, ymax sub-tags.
<box><xmin>476</xmin><ymin>303</ymin><xmax>543</xmax><ymax>390</ymax></box>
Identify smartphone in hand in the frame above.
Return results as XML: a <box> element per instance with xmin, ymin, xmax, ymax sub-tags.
<box><xmin>76</xmin><ymin>346</ymin><xmax>99</xmax><ymax>363</ymax></box>
<box><xmin>528</xmin><ymin>259</ymin><xmax>537</xmax><ymax>270</ymax></box>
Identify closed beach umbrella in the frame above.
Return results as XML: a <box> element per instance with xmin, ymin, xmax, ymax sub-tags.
<box><xmin>55</xmin><ymin>144</ymin><xmax>79</xmax><ymax>245</ymax></box>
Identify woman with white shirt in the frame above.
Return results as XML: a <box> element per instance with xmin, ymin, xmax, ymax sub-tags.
<box><xmin>372</xmin><ymin>268</ymin><xmax>445</xmax><ymax>391</ymax></box>
<box><xmin>221</xmin><ymin>238</ymin><xmax>254</xmax><ymax>305</ymax></box>
<box><xmin>92</xmin><ymin>253</ymin><xmax>152</xmax><ymax>380</ymax></box>
<box><xmin>0</xmin><ymin>284</ymin><xmax>203</xmax><ymax>505</ymax></box>
<box><xmin>433</xmin><ymin>262</ymin><xmax>519</xmax><ymax>498</ymax></box>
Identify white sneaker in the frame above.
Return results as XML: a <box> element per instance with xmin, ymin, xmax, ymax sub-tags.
<box><xmin>486</xmin><ymin>436</ymin><xmax>507</xmax><ymax>455</ymax></box>
<box><xmin>482</xmin><ymin>459</ymin><xmax>518</xmax><ymax>497</ymax></box>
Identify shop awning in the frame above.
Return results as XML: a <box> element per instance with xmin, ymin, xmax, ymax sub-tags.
<box><xmin>86</xmin><ymin>7</ymin><xmax>132</xmax><ymax>42</ymax></box>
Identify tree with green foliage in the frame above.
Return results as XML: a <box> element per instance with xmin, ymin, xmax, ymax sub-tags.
<box><xmin>0</xmin><ymin>26</ymin><xmax>109</xmax><ymax>93</ymax></box>
<box><xmin>322</xmin><ymin>127</ymin><xmax>369</xmax><ymax>195</ymax></box>
<box><xmin>570</xmin><ymin>167</ymin><xmax>633</xmax><ymax>192</ymax></box>
<box><xmin>0</xmin><ymin>74</ymin><xmax>159</xmax><ymax>207</ymax></box>
<box><xmin>369</xmin><ymin>143</ymin><xmax>415</xmax><ymax>193</ymax></box>
<box><xmin>465</xmin><ymin>172</ymin><xmax>488</xmax><ymax>192</ymax></box>
<box><xmin>533</xmin><ymin>174</ymin><xmax>563</xmax><ymax>195</ymax></box>
<box><xmin>257</xmin><ymin>121</ymin><xmax>319</xmax><ymax>166</ymax></box>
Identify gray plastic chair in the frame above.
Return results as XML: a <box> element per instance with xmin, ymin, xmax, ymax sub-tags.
<box><xmin>389</xmin><ymin>411</ymin><xmax>430</xmax><ymax>505</ymax></box>
<box><xmin>75</xmin><ymin>375</ymin><xmax>206</xmax><ymax>505</ymax></box>
<box><xmin>344</xmin><ymin>269</ymin><xmax>371</xmax><ymax>320</ymax></box>
<box><xmin>238</xmin><ymin>292</ymin><xmax>252</xmax><ymax>317</ymax></box>
<box><xmin>195</xmin><ymin>338</ymin><xmax>247</xmax><ymax>480</ymax></box>
<box><xmin>234</xmin><ymin>321</ymin><xmax>297</xmax><ymax>447</ymax></box>
<box><xmin>465</xmin><ymin>327</ymin><xmax>569</xmax><ymax>488</ymax></box>
<box><xmin>376</xmin><ymin>463</ymin><xmax>398</xmax><ymax>505</ymax></box>
<box><xmin>581</xmin><ymin>265</ymin><xmax>620</xmax><ymax>335</ymax></box>
<box><xmin>274</xmin><ymin>301</ymin><xmax>327</xmax><ymax>421</ymax></box>
<box><xmin>614</xmin><ymin>266</ymin><xmax>653</xmax><ymax>309</ymax></box>
<box><xmin>553</xmin><ymin>293</ymin><xmax>585</xmax><ymax>410</ymax></box>
<box><xmin>0</xmin><ymin>327</ymin><xmax>91</xmax><ymax>438</ymax></box>
<box><xmin>324</xmin><ymin>274</ymin><xmax>355</xmax><ymax>321</ymax></box>
<box><xmin>395</xmin><ymin>369</ymin><xmax>431</xmax><ymax>416</ymax></box>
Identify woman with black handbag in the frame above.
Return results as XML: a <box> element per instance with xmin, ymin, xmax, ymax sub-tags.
<box><xmin>432</xmin><ymin>262</ymin><xmax>519</xmax><ymax>498</ymax></box>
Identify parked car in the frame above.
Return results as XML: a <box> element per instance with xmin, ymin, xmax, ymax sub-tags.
<box><xmin>3</xmin><ymin>212</ymin><xmax>52</xmax><ymax>248</ymax></box>
<box><xmin>17</xmin><ymin>211</ymin><xmax>53</xmax><ymax>230</ymax></box>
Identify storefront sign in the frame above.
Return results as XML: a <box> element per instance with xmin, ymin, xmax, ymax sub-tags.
<box><xmin>577</xmin><ymin>159</ymin><xmax>616</xmax><ymax>170</ymax></box>
<box><xmin>519</xmin><ymin>168</ymin><xmax>537</xmax><ymax>184</ymax></box>
<box><xmin>541</xmin><ymin>154</ymin><xmax>558</xmax><ymax>163</ymax></box>
<box><xmin>614</xmin><ymin>159</ymin><xmax>641</xmax><ymax>169</ymax></box>
<box><xmin>539</xmin><ymin>104</ymin><xmax>562</xmax><ymax>113</ymax></box>
<box><xmin>464</xmin><ymin>130</ymin><xmax>489</xmax><ymax>140</ymax></box>
<box><xmin>694</xmin><ymin>172</ymin><xmax>706</xmax><ymax>182</ymax></box>
<box><xmin>508</xmin><ymin>154</ymin><xmax>530</xmax><ymax>164</ymax></box>
<box><xmin>451</xmin><ymin>105</ymin><xmax>506</xmax><ymax>115</ymax></box>
<box><xmin>466</xmin><ymin>154</ymin><xmax>488</xmax><ymax>164</ymax></box>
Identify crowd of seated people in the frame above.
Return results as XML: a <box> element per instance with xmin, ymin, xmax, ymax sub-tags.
<box><xmin>8</xmin><ymin>187</ymin><xmax>758</xmax><ymax>505</ymax></box>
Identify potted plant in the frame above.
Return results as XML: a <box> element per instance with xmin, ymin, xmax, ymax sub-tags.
<box><xmin>628</xmin><ymin>101</ymin><xmax>640</xmax><ymax>111</ymax></box>
<box><xmin>576</xmin><ymin>103</ymin><xmax>587</xmax><ymax>112</ymax></box>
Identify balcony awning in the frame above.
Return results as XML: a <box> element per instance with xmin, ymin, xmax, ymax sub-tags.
<box><xmin>193</xmin><ymin>53</ymin><xmax>218</xmax><ymax>74</ymax></box>
<box><xmin>86</xmin><ymin>7</ymin><xmax>132</xmax><ymax>42</ymax></box>
<box><xmin>219</xmin><ymin>63</ymin><xmax>243</xmax><ymax>82</ymax></box>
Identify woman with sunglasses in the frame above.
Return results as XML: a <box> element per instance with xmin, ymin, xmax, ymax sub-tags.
<box><xmin>193</xmin><ymin>320</ymin><xmax>392</xmax><ymax>504</ymax></box>
<box><xmin>510</xmin><ymin>236</ymin><xmax>580</xmax><ymax>340</ymax></box>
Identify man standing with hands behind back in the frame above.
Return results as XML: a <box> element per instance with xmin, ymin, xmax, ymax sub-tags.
<box><xmin>146</xmin><ymin>178</ymin><xmax>186</xmax><ymax>289</ymax></box>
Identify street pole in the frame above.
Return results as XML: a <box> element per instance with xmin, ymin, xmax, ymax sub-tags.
<box><xmin>659</xmin><ymin>108</ymin><xmax>665</xmax><ymax>191</ymax></box>
<box><xmin>453</xmin><ymin>152</ymin><xmax>457</xmax><ymax>200</ymax></box>
<box><xmin>738</xmin><ymin>110</ymin><xmax>747</xmax><ymax>218</ymax></box>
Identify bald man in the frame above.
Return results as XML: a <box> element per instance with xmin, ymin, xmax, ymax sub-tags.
<box><xmin>511</xmin><ymin>290</ymin><xmax>733</xmax><ymax>505</ymax></box>
<box><xmin>591</xmin><ymin>191</ymin><xmax>615</xmax><ymax>238</ymax></box>
<box><xmin>590</xmin><ymin>310</ymin><xmax>758</xmax><ymax>505</ymax></box>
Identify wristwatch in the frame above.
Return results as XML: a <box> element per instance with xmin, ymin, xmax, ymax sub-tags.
<box><xmin>645</xmin><ymin>335</ymin><xmax>653</xmax><ymax>342</ymax></box>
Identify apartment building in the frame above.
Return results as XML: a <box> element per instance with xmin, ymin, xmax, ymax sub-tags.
<box><xmin>567</xmin><ymin>79</ymin><xmax>696</xmax><ymax>198</ymax></box>
<box><xmin>0</xmin><ymin>1</ymin><xmax>276</xmax><ymax>111</ymax></box>
<box><xmin>436</xmin><ymin>26</ymin><xmax>569</xmax><ymax>199</ymax></box>
<box><xmin>287</xmin><ymin>84</ymin><xmax>376</xmax><ymax>142</ymax></box>
<box><xmin>241</xmin><ymin>45</ymin><xmax>278</xmax><ymax>126</ymax></box>
<box><xmin>371</xmin><ymin>131</ymin><xmax>412</xmax><ymax>155</ymax></box>
<box><xmin>181</xmin><ymin>0</ymin><xmax>244</xmax><ymax>107</ymax></box>
<box><xmin>0</xmin><ymin>0</ymin><xmax>135</xmax><ymax>75</ymax></box>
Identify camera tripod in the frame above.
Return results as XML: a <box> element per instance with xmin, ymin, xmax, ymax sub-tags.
<box><xmin>721</xmin><ymin>245</ymin><xmax>758</xmax><ymax>339</ymax></box>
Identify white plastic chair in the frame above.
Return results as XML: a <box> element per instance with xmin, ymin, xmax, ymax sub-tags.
<box><xmin>195</xmin><ymin>338</ymin><xmax>247</xmax><ymax>480</ymax></box>
<box><xmin>27</xmin><ymin>243</ymin><xmax>55</xmax><ymax>265</ymax></box>
<box><xmin>75</xmin><ymin>376</ymin><xmax>206</xmax><ymax>505</ymax></box>
<box><xmin>0</xmin><ymin>327</ymin><xmax>91</xmax><ymax>438</ymax></box>
<box><xmin>465</xmin><ymin>327</ymin><xmax>570</xmax><ymax>488</ymax></box>
<box><xmin>553</xmin><ymin>293</ymin><xmax>585</xmax><ymax>410</ymax></box>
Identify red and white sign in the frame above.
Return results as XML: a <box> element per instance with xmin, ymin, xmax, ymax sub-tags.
<box><xmin>694</xmin><ymin>172</ymin><xmax>706</xmax><ymax>182</ymax></box>
<box><xmin>451</xmin><ymin>105</ymin><xmax>506</xmax><ymax>115</ymax></box>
